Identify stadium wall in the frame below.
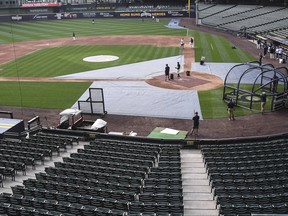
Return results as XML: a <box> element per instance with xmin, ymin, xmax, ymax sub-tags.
<box><xmin>0</xmin><ymin>10</ymin><xmax>192</xmax><ymax>22</ymax></box>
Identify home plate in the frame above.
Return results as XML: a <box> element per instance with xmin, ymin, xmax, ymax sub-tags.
<box><xmin>83</xmin><ymin>55</ymin><xmax>119</xmax><ymax>62</ymax></box>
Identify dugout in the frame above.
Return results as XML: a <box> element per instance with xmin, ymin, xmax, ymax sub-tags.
<box><xmin>223</xmin><ymin>61</ymin><xmax>288</xmax><ymax>112</ymax></box>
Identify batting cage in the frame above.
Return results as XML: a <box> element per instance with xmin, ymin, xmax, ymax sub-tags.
<box><xmin>77</xmin><ymin>88</ymin><xmax>107</xmax><ymax>116</ymax></box>
<box><xmin>223</xmin><ymin>61</ymin><xmax>288</xmax><ymax>112</ymax></box>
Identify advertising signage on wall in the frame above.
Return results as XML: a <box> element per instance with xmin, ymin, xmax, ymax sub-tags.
<box><xmin>21</xmin><ymin>3</ymin><xmax>61</xmax><ymax>8</ymax></box>
<box><xmin>117</xmin><ymin>11</ymin><xmax>187</xmax><ymax>18</ymax></box>
<box><xmin>96</xmin><ymin>6</ymin><xmax>115</xmax><ymax>11</ymax></box>
<box><xmin>0</xmin><ymin>11</ymin><xmax>190</xmax><ymax>22</ymax></box>
<box><xmin>98</xmin><ymin>12</ymin><xmax>114</xmax><ymax>18</ymax></box>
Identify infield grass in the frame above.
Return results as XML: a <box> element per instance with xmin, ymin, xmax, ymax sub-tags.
<box><xmin>0</xmin><ymin>19</ymin><xmax>258</xmax><ymax>118</ymax></box>
<box><xmin>0</xmin><ymin>45</ymin><xmax>180</xmax><ymax>77</ymax></box>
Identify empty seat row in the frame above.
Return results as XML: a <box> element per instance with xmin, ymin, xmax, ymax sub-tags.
<box><xmin>0</xmin><ymin>148</ymin><xmax>45</xmax><ymax>164</ymax></box>
<box><xmin>206</xmin><ymin>157</ymin><xmax>288</xmax><ymax>168</ymax></box>
<box><xmin>0</xmin><ymin>142</ymin><xmax>52</xmax><ymax>159</ymax></box>
<box><xmin>35</xmin><ymin>172</ymin><xmax>141</xmax><ymax>193</ymax></box>
<box><xmin>54</xmin><ymin>162</ymin><xmax>146</xmax><ymax>179</ymax></box>
<box><xmin>144</xmin><ymin>178</ymin><xmax>182</xmax><ymax>187</ymax></box>
<box><xmin>62</xmin><ymin>157</ymin><xmax>150</xmax><ymax>174</ymax></box>
<box><xmin>10</xmin><ymin>188</ymin><xmax>130</xmax><ymax>211</ymax></box>
<box><xmin>0</xmin><ymin>160</ymin><xmax>26</xmax><ymax>176</ymax></box>
<box><xmin>0</xmin><ymin>197</ymin><xmax>126</xmax><ymax>216</ymax></box>
<box><xmin>0</xmin><ymin>153</ymin><xmax>35</xmax><ymax>170</ymax></box>
<box><xmin>211</xmin><ymin>176</ymin><xmax>288</xmax><ymax>188</ymax></box>
<box><xmin>71</xmin><ymin>152</ymin><xmax>154</xmax><ymax>168</ymax></box>
<box><xmin>78</xmin><ymin>148</ymin><xmax>156</xmax><ymax>163</ymax></box>
<box><xmin>91</xmin><ymin>140</ymin><xmax>161</xmax><ymax>151</ymax></box>
<box><xmin>86</xmin><ymin>143</ymin><xmax>159</xmax><ymax>157</ymax></box>
<box><xmin>23</xmin><ymin>179</ymin><xmax>137</xmax><ymax>201</ymax></box>
<box><xmin>45</xmin><ymin>166</ymin><xmax>143</xmax><ymax>186</ymax></box>
<box><xmin>0</xmin><ymin>166</ymin><xmax>15</xmax><ymax>181</ymax></box>
<box><xmin>220</xmin><ymin>202</ymin><xmax>288</xmax><ymax>215</ymax></box>
<box><xmin>139</xmin><ymin>193</ymin><xmax>183</xmax><ymax>204</ymax></box>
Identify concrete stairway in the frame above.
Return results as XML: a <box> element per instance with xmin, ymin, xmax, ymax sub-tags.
<box><xmin>181</xmin><ymin>149</ymin><xmax>219</xmax><ymax>216</ymax></box>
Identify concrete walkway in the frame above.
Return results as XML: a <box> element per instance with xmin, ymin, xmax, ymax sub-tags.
<box><xmin>181</xmin><ymin>149</ymin><xmax>219</xmax><ymax>216</ymax></box>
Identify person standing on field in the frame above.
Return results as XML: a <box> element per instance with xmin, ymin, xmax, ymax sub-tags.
<box><xmin>165</xmin><ymin>64</ymin><xmax>170</xmax><ymax>81</ymax></box>
<box><xmin>260</xmin><ymin>92</ymin><xmax>267</xmax><ymax>114</ymax></box>
<box><xmin>175</xmin><ymin>62</ymin><xmax>181</xmax><ymax>78</ymax></box>
<box><xmin>190</xmin><ymin>111</ymin><xmax>200</xmax><ymax>136</ymax></box>
<box><xmin>227</xmin><ymin>99</ymin><xmax>235</xmax><ymax>121</ymax></box>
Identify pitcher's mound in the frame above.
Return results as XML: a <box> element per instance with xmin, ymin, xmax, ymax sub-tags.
<box><xmin>83</xmin><ymin>55</ymin><xmax>119</xmax><ymax>62</ymax></box>
<box><xmin>146</xmin><ymin>71</ymin><xmax>223</xmax><ymax>90</ymax></box>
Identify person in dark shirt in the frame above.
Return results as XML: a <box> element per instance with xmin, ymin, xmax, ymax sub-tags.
<box><xmin>191</xmin><ymin>111</ymin><xmax>200</xmax><ymax>136</ymax></box>
<box><xmin>165</xmin><ymin>64</ymin><xmax>170</xmax><ymax>81</ymax></box>
<box><xmin>259</xmin><ymin>53</ymin><xmax>263</xmax><ymax>65</ymax></box>
<box><xmin>227</xmin><ymin>99</ymin><xmax>235</xmax><ymax>120</ymax></box>
<box><xmin>260</xmin><ymin>92</ymin><xmax>267</xmax><ymax>114</ymax></box>
<box><xmin>271</xmin><ymin>75</ymin><xmax>278</xmax><ymax>93</ymax></box>
<box><xmin>175</xmin><ymin>62</ymin><xmax>181</xmax><ymax>78</ymax></box>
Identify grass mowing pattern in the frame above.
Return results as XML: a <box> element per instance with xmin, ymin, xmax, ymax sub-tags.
<box><xmin>0</xmin><ymin>19</ymin><xmax>187</xmax><ymax>44</ymax></box>
<box><xmin>0</xmin><ymin>82</ymin><xmax>91</xmax><ymax>108</ymax></box>
<box><xmin>0</xmin><ymin>45</ymin><xmax>179</xmax><ymax>77</ymax></box>
<box><xmin>191</xmin><ymin>30</ymin><xmax>255</xmax><ymax>62</ymax></box>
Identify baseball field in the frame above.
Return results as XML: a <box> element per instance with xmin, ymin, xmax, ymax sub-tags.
<box><xmin>0</xmin><ymin>18</ymin><xmax>256</xmax><ymax>118</ymax></box>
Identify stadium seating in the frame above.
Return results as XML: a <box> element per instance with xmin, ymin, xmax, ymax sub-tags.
<box><xmin>201</xmin><ymin>138</ymin><xmax>288</xmax><ymax>215</ymax></box>
<box><xmin>198</xmin><ymin>3</ymin><xmax>288</xmax><ymax>34</ymax></box>
<box><xmin>0</xmin><ymin>137</ymin><xmax>184</xmax><ymax>215</ymax></box>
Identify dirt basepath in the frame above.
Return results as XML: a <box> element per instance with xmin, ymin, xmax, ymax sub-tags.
<box><xmin>0</xmin><ymin>35</ymin><xmax>222</xmax><ymax>90</ymax></box>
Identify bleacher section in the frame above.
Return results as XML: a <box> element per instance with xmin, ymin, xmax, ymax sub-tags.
<box><xmin>0</xmin><ymin>137</ymin><xmax>184</xmax><ymax>215</ymax></box>
<box><xmin>201</xmin><ymin>139</ymin><xmax>288</xmax><ymax>215</ymax></box>
<box><xmin>198</xmin><ymin>4</ymin><xmax>288</xmax><ymax>34</ymax></box>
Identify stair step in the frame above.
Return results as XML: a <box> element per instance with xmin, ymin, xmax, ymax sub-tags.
<box><xmin>184</xmin><ymin>200</ymin><xmax>217</xmax><ymax>209</ymax></box>
<box><xmin>182</xmin><ymin>173</ymin><xmax>208</xmax><ymax>179</ymax></box>
<box><xmin>183</xmin><ymin>192</ymin><xmax>214</xmax><ymax>200</ymax></box>
<box><xmin>181</xmin><ymin>149</ymin><xmax>216</xmax><ymax>215</ymax></box>
<box><xmin>182</xmin><ymin>167</ymin><xmax>206</xmax><ymax>173</ymax></box>
<box><xmin>183</xmin><ymin>185</ymin><xmax>212</xmax><ymax>193</ymax></box>
<box><xmin>182</xmin><ymin>179</ymin><xmax>210</xmax><ymax>186</ymax></box>
<box><xmin>184</xmin><ymin>209</ymin><xmax>219</xmax><ymax>216</ymax></box>
<box><xmin>181</xmin><ymin>162</ymin><xmax>205</xmax><ymax>168</ymax></box>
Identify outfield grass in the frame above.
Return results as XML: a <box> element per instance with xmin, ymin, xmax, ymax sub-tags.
<box><xmin>0</xmin><ymin>19</ymin><xmax>186</xmax><ymax>44</ymax></box>
<box><xmin>0</xmin><ymin>19</ymin><xmax>258</xmax><ymax>118</ymax></box>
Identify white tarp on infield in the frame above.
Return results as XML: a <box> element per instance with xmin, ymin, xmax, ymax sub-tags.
<box><xmin>57</xmin><ymin>56</ymin><xmax>184</xmax><ymax>80</ymax></box>
<box><xmin>192</xmin><ymin>62</ymin><xmax>261</xmax><ymax>84</ymax></box>
<box><xmin>72</xmin><ymin>81</ymin><xmax>202</xmax><ymax>120</ymax></box>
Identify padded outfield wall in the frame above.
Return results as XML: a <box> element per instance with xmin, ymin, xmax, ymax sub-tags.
<box><xmin>0</xmin><ymin>6</ymin><xmax>193</xmax><ymax>22</ymax></box>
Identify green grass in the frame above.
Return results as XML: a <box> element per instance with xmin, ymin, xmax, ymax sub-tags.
<box><xmin>0</xmin><ymin>19</ymin><xmax>187</xmax><ymax>44</ymax></box>
<box><xmin>191</xmin><ymin>30</ymin><xmax>255</xmax><ymax>63</ymax></box>
<box><xmin>0</xmin><ymin>19</ymin><xmax>259</xmax><ymax>118</ymax></box>
<box><xmin>0</xmin><ymin>45</ymin><xmax>179</xmax><ymax>77</ymax></box>
<box><xmin>0</xmin><ymin>82</ymin><xmax>91</xmax><ymax>108</ymax></box>
<box><xmin>199</xmin><ymin>87</ymin><xmax>257</xmax><ymax>119</ymax></box>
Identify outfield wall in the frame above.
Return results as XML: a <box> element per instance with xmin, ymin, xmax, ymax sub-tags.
<box><xmin>0</xmin><ymin>10</ymin><xmax>192</xmax><ymax>22</ymax></box>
